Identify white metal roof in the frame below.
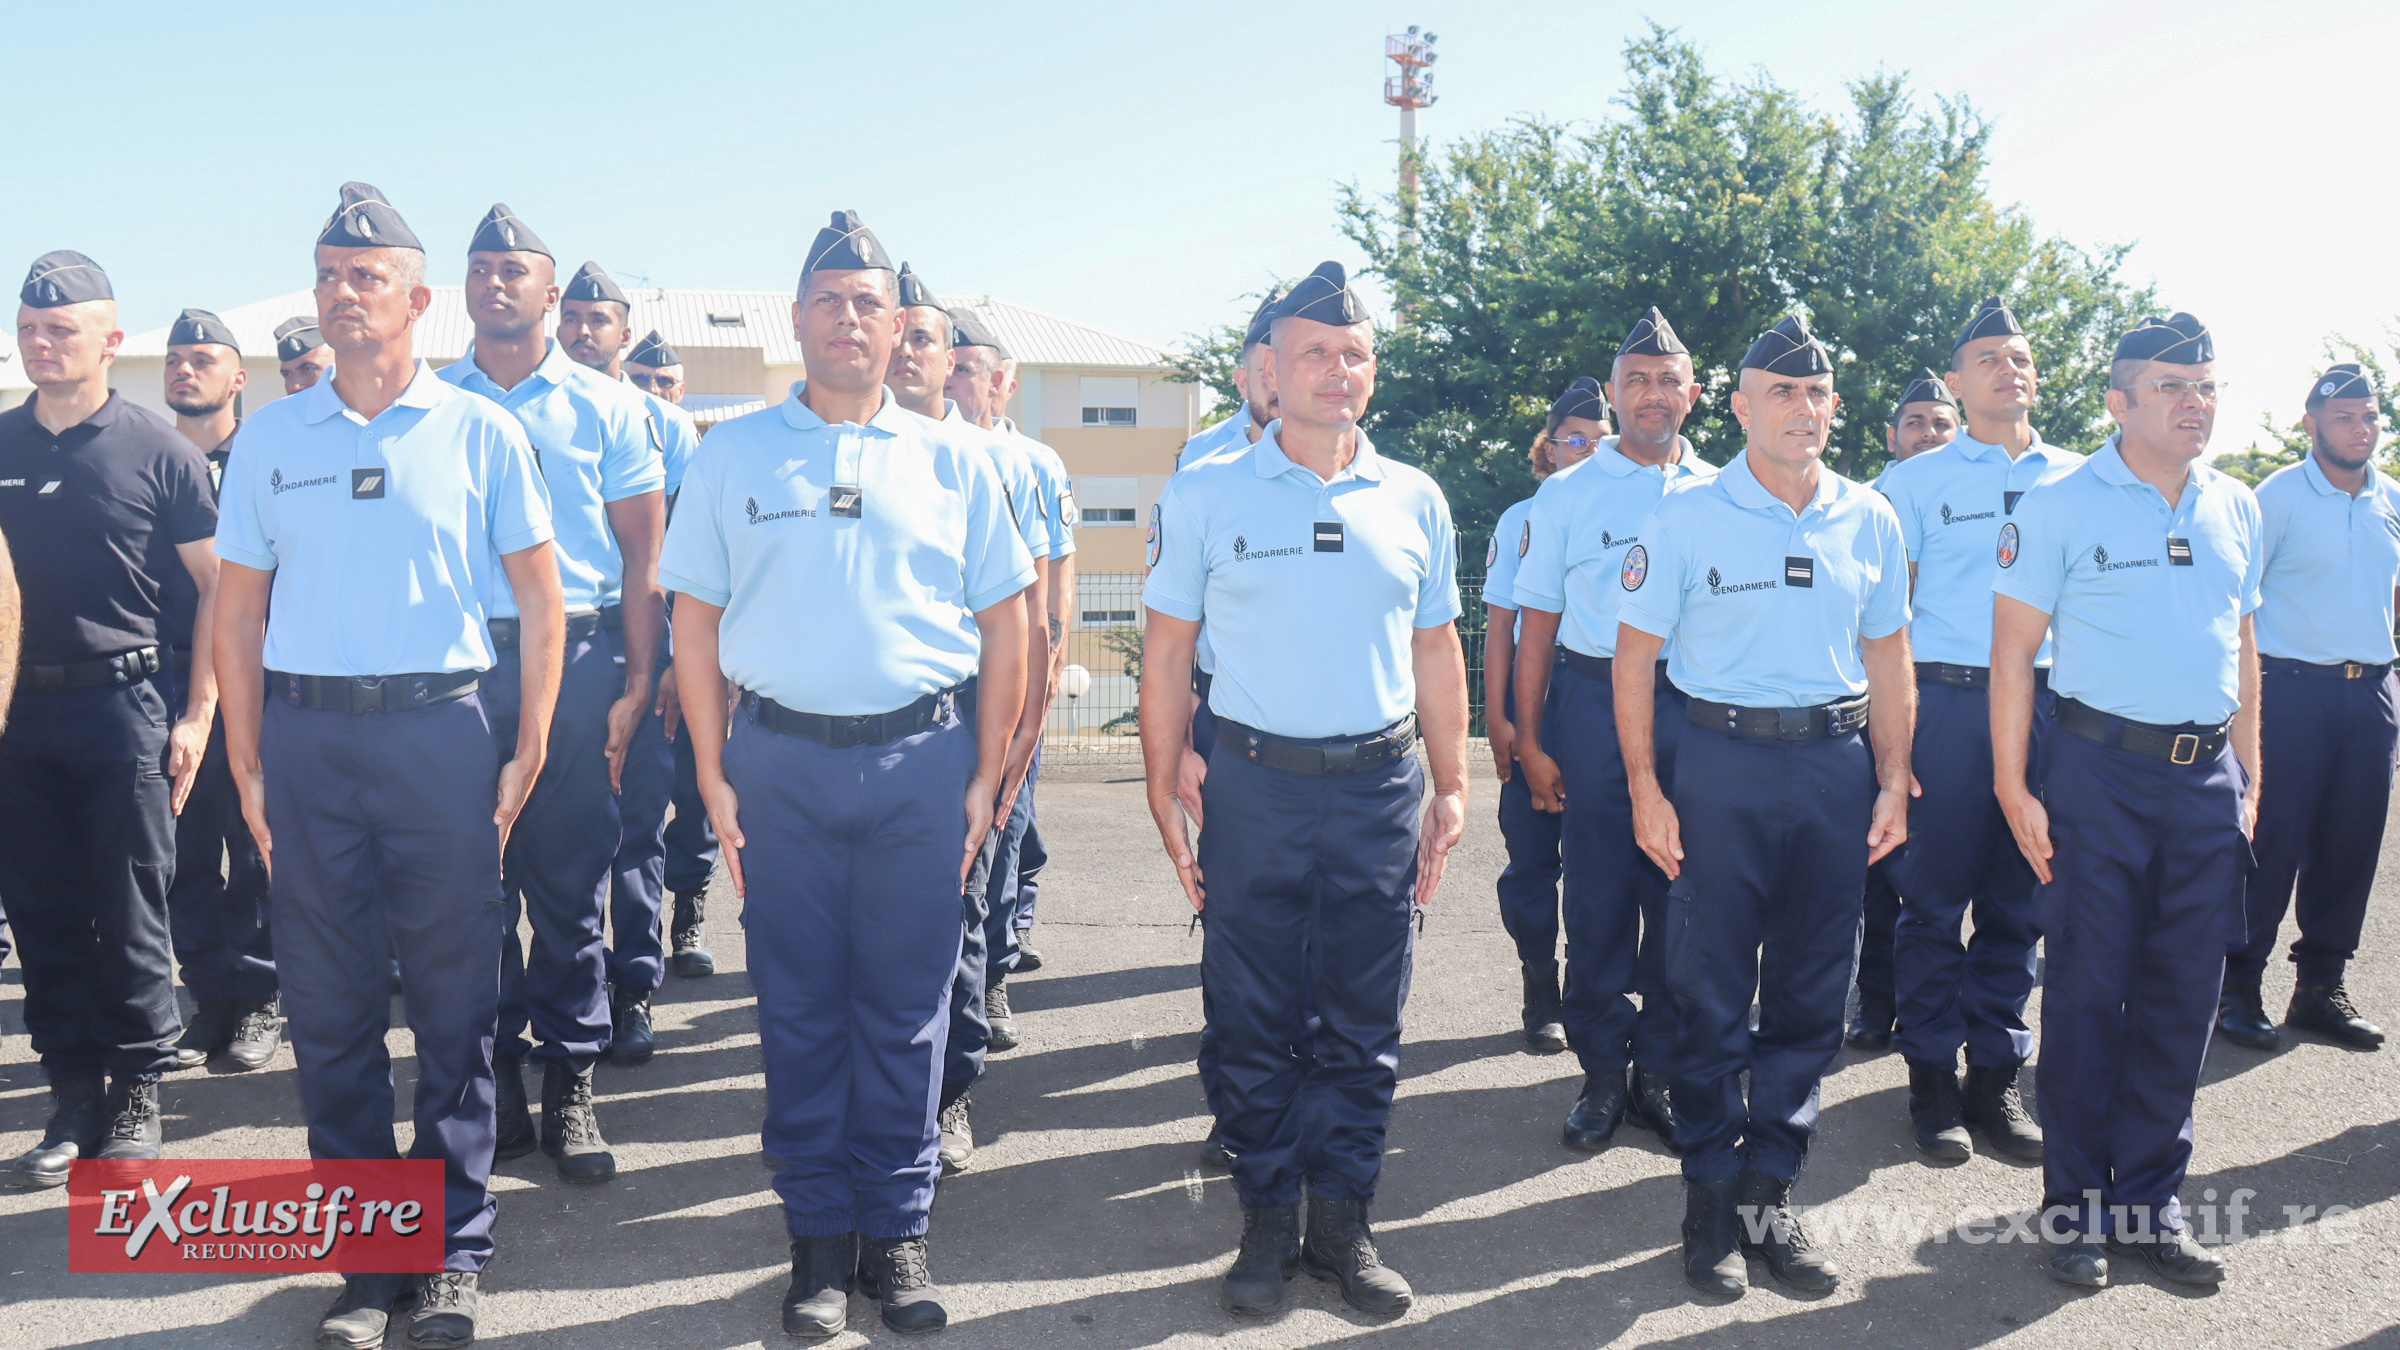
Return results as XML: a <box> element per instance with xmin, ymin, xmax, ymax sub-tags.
<box><xmin>122</xmin><ymin>287</ymin><xmax>1170</xmax><ymax>371</ymax></box>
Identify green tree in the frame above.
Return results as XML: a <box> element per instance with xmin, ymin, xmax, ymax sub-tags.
<box><xmin>1331</xmin><ymin>26</ymin><xmax>2156</xmax><ymax>541</ymax></box>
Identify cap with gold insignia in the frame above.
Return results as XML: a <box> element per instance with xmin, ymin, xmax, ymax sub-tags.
<box><xmin>317</xmin><ymin>182</ymin><xmax>422</xmax><ymax>251</ymax></box>
<box><xmin>469</xmin><ymin>203</ymin><xmax>550</xmax><ymax>257</ymax></box>
<box><xmin>2306</xmin><ymin>361</ymin><xmax>2375</xmax><ymax>410</ymax></box>
<box><xmin>802</xmin><ymin>210</ymin><xmax>894</xmax><ymax>280</ymax></box>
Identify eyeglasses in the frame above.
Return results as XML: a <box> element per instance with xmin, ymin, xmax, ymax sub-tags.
<box><xmin>1548</xmin><ymin>432</ymin><xmax>1607</xmax><ymax>453</ymax></box>
<box><xmin>630</xmin><ymin>373</ymin><xmax>678</xmax><ymax>391</ymax></box>
<box><xmin>2128</xmin><ymin>377</ymin><xmax>2227</xmax><ymax>404</ymax></box>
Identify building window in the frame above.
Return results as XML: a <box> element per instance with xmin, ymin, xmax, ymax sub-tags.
<box><xmin>1075</xmin><ymin>475</ymin><xmax>1139</xmax><ymax>527</ymax></box>
<box><xmin>1079</xmin><ymin>376</ymin><xmax>1140</xmax><ymax>429</ymax></box>
<box><xmin>1081</xmin><ymin>608</ymin><xmax>1137</xmax><ymax>626</ymax></box>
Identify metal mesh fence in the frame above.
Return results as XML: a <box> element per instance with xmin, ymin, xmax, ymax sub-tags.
<box><xmin>1040</xmin><ymin>571</ymin><xmax>1492</xmax><ymax>766</ymax></box>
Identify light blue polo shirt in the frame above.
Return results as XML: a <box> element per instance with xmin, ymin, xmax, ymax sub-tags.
<box><xmin>440</xmin><ymin>340</ymin><xmax>665</xmax><ymax>616</ymax></box>
<box><xmin>936</xmin><ymin>402</ymin><xmax>1050</xmax><ymax>559</ymax></box>
<box><xmin>1180</xmin><ymin>403</ymin><xmax>1263</xmax><ymax>470</ymax></box>
<box><xmin>1995</xmin><ymin>437</ymin><xmax>2263</xmax><ymax>726</ymax></box>
<box><xmin>622</xmin><ymin>376</ymin><xmax>700</xmax><ymax>497</ymax></box>
<box><xmin>1619</xmin><ymin>451</ymin><xmax>1911</xmax><ymax>707</ymax></box>
<box><xmin>1875</xmin><ymin>430</ymin><xmax>2082</xmax><ymax>667</ymax></box>
<box><xmin>2253</xmin><ymin>456</ymin><xmax>2400</xmax><ymax>665</ymax></box>
<box><xmin>214</xmin><ymin>361</ymin><xmax>553</xmax><ymax>676</ymax></box>
<box><xmin>1484</xmin><ymin>496</ymin><xmax>1536</xmax><ymax>619</ymax></box>
<box><xmin>1144</xmin><ymin>428</ymin><xmax>1461</xmax><ymax>739</ymax></box>
<box><xmin>660</xmin><ymin>385</ymin><xmax>1035</xmax><ymax>716</ymax></box>
<box><xmin>1513</xmin><ymin>437</ymin><xmax>1718</xmax><ymax>657</ymax></box>
<box><xmin>998</xmin><ymin>417</ymin><xmax>1076</xmax><ymax>560</ymax></box>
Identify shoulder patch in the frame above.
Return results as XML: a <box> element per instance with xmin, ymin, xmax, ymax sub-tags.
<box><xmin>1518</xmin><ymin>519</ymin><xmax>1532</xmax><ymax>557</ymax></box>
<box><xmin>1145</xmin><ymin>502</ymin><xmax>1161</xmax><ymax>568</ymax></box>
<box><xmin>1997</xmin><ymin>521</ymin><xmax>2019</xmax><ymax>568</ymax></box>
<box><xmin>1621</xmin><ymin>543</ymin><xmax>1649</xmax><ymax>591</ymax></box>
<box><xmin>1485</xmin><ymin>535</ymin><xmax>1498</xmax><ymax>569</ymax></box>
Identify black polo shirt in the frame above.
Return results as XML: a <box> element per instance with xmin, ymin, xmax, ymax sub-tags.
<box><xmin>0</xmin><ymin>392</ymin><xmax>217</xmax><ymax>666</ymax></box>
<box><xmin>157</xmin><ymin>432</ymin><xmax>233</xmax><ymax>653</ymax></box>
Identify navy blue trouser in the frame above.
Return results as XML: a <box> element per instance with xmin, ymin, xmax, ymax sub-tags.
<box><xmin>483</xmin><ymin>631</ymin><xmax>623</xmax><ymax>1064</ymax></box>
<box><xmin>0</xmin><ymin>680</ymin><xmax>182</xmax><ymax>1082</ymax></box>
<box><xmin>2229</xmin><ymin>666</ymin><xmax>2398</xmax><ymax>987</ymax></box>
<box><xmin>1887</xmin><ymin>681</ymin><xmax>2040</xmax><ymax>1069</ymax></box>
<box><xmin>608</xmin><ymin>696</ymin><xmax>673</xmax><ymax>998</ymax></box>
<box><xmin>1198</xmin><ymin>742</ymin><xmax>1420</xmax><ymax>1207</ymax></box>
<box><xmin>666</xmin><ymin>715</ymin><xmax>720</xmax><ymax>895</ymax></box>
<box><xmin>1855</xmin><ymin>864</ymin><xmax>1898</xmax><ymax>1007</ymax></box>
<box><xmin>263</xmin><ymin>693</ymin><xmax>504</xmax><ymax>1271</ymax></box>
<box><xmin>2036</xmin><ymin>727</ymin><xmax>2247</xmax><ymax>1238</ymax></box>
<box><xmin>1013</xmin><ymin>767</ymin><xmax>1047</xmax><ymax>938</ymax></box>
<box><xmin>1552</xmin><ymin>664</ymin><xmax>1684</xmax><ymax>1077</ymax></box>
<box><xmin>1661</xmin><ymin>723</ymin><xmax>1875</xmax><ymax>1184</ymax></box>
<box><xmin>161</xmin><ymin>670</ymin><xmax>275</xmax><ymax>1003</ymax></box>
<box><xmin>943</xmin><ymin>741</ymin><xmax>1036</xmax><ymax>1109</ymax></box>
<box><xmin>1493</xmin><ymin>682</ymin><xmax>1562</xmax><ymax>965</ymax></box>
<box><xmin>730</xmin><ymin>700</ymin><xmax>970</xmax><ymax>1238</ymax></box>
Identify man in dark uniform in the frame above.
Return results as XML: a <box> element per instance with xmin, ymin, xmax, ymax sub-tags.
<box><xmin>1846</xmin><ymin>368</ymin><xmax>1962</xmax><ymax>1053</ymax></box>
<box><xmin>440</xmin><ymin>208</ymin><xmax>667</xmax><ymax>1182</ymax></box>
<box><xmin>159</xmin><ymin>308</ymin><xmax>280</xmax><ymax>1073</ymax></box>
<box><xmin>1142</xmin><ymin>262</ymin><xmax>1469</xmax><ymax>1320</ymax></box>
<box><xmin>2218</xmin><ymin>362</ymin><xmax>2397</xmax><ymax>1052</ymax></box>
<box><xmin>663</xmin><ymin>211</ymin><xmax>1032</xmax><ymax>1339</ymax></box>
<box><xmin>1</xmin><ymin>251</ymin><xmax>220</xmax><ymax>1186</ymax></box>
<box><xmin>1994</xmin><ymin>312</ymin><xmax>2254</xmax><ymax>1289</ymax></box>
<box><xmin>276</xmin><ymin>316</ymin><xmax>334</xmax><ymax>394</ymax></box>
<box><xmin>1616</xmin><ymin>315</ymin><xmax>1914</xmax><ymax>1297</ymax></box>
<box><xmin>215</xmin><ymin>182</ymin><xmax>565</xmax><ymax>1348</ymax></box>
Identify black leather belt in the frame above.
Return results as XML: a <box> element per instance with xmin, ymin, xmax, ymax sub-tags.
<box><xmin>751</xmin><ymin>685</ymin><xmax>961</xmax><ymax>749</ymax></box>
<box><xmin>2263</xmin><ymin>656</ymin><xmax>2391</xmax><ymax>680</ymax></box>
<box><xmin>1218</xmin><ymin>715</ymin><xmax>1418</xmax><ymax>776</ymax></box>
<box><xmin>24</xmin><ymin>646</ymin><xmax>162</xmax><ymax>691</ymax></box>
<box><xmin>489</xmin><ymin>605</ymin><xmax>622</xmax><ymax>650</ymax></box>
<box><xmin>273</xmin><ymin>670</ymin><xmax>480</xmax><ymax>714</ymax></box>
<box><xmin>1556</xmin><ymin>647</ymin><xmax>1670</xmax><ymax>683</ymax></box>
<box><xmin>1915</xmin><ymin>662</ymin><xmax>2051</xmax><ymax>692</ymax></box>
<box><xmin>2054</xmin><ymin>696</ymin><xmax>2228</xmax><ymax>766</ymax></box>
<box><xmin>1687</xmin><ymin>695</ymin><xmax>1870</xmax><ymax>742</ymax></box>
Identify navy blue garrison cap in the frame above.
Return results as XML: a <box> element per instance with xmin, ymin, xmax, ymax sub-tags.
<box><xmin>1891</xmin><ymin>368</ymin><xmax>1958</xmax><ymax>424</ymax></box>
<box><xmin>469</xmin><ymin>204</ymin><xmax>549</xmax><ymax>257</ymax></box>
<box><xmin>1741</xmin><ymin>315</ymin><xmax>1833</xmax><ymax>377</ymax></box>
<box><xmin>2114</xmin><ymin>312</ymin><xmax>2213</xmax><ymax>365</ymax></box>
<box><xmin>274</xmin><ymin>317</ymin><xmax>325</xmax><ymax>361</ymax></box>
<box><xmin>1549</xmin><ymin>376</ymin><xmax>1608</xmax><ymax>423</ymax></box>
<box><xmin>1278</xmin><ymin>262</ymin><xmax>1370</xmax><ymax>327</ymax></box>
<box><xmin>1952</xmin><ymin>296</ymin><xmax>2024</xmax><ymax>357</ymax></box>
<box><xmin>564</xmin><ymin>261</ymin><xmax>628</xmax><ymax>306</ymax></box>
<box><xmin>896</xmin><ymin>262</ymin><xmax>941</xmax><ymax>310</ymax></box>
<box><xmin>317</xmin><ymin>182</ymin><xmax>422</xmax><ymax>251</ymax></box>
<box><xmin>1242</xmin><ymin>288</ymin><xmax>1285</xmax><ymax>349</ymax></box>
<box><xmin>949</xmin><ymin>305</ymin><xmax>1010</xmax><ymax>360</ymax></box>
<box><xmin>2307</xmin><ymin>362</ymin><xmax>2375</xmax><ymax>410</ymax></box>
<box><xmin>1617</xmin><ymin>306</ymin><xmax>1688</xmax><ymax>361</ymax></box>
<box><xmin>168</xmin><ymin>308</ymin><xmax>239</xmax><ymax>351</ymax></box>
<box><xmin>19</xmin><ymin>250</ymin><xmax>111</xmax><ymax>308</ymax></box>
<box><xmin>803</xmin><ymin>211</ymin><xmax>894</xmax><ymax>279</ymax></box>
<box><xmin>628</xmin><ymin>331</ymin><xmax>680</xmax><ymax>367</ymax></box>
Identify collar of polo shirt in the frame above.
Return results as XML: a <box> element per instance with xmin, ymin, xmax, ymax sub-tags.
<box><xmin>778</xmin><ymin>382</ymin><xmax>911</xmax><ymax>435</ymax></box>
<box><xmin>1591</xmin><ymin>435</ymin><xmax>1699</xmax><ymax>477</ymax></box>
<box><xmin>1250</xmin><ymin>422</ymin><xmax>1387</xmax><ymax>482</ymax></box>
<box><xmin>1720</xmin><ymin>450</ymin><xmax>1839</xmax><ymax>514</ymax></box>
<box><xmin>2088</xmin><ymin>436</ymin><xmax>2226</xmax><ymax>498</ymax></box>
<box><xmin>298</xmin><ymin>359</ymin><xmax>445</xmax><ymax>425</ymax></box>
<box><xmin>2299</xmin><ymin>454</ymin><xmax>2377</xmax><ymax>497</ymax></box>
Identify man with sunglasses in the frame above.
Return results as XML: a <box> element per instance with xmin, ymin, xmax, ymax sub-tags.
<box><xmin>1872</xmin><ymin>301</ymin><xmax>2080</xmax><ymax>1165</ymax></box>
<box><xmin>1993</xmin><ymin>312</ymin><xmax>2257</xmax><ymax>1289</ymax></box>
<box><xmin>1512</xmin><ymin>309</ymin><xmax>1714</xmax><ymax>1156</ymax></box>
<box><xmin>2218</xmin><ymin>362</ymin><xmax>2397</xmax><ymax>1052</ymax></box>
<box><xmin>557</xmin><ymin>271</ymin><xmax>706</xmax><ymax>1062</ymax></box>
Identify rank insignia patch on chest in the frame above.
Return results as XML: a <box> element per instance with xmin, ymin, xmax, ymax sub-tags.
<box><xmin>351</xmin><ymin>468</ymin><xmax>386</xmax><ymax>499</ymax></box>
<box><xmin>1145</xmin><ymin>503</ymin><xmax>1161</xmax><ymax>568</ymax></box>
<box><xmin>829</xmin><ymin>485</ymin><xmax>862</xmax><ymax>518</ymax></box>
<box><xmin>1997</xmin><ymin>522</ymin><xmax>2019</xmax><ymax>568</ymax></box>
<box><xmin>1622</xmin><ymin>544</ymin><xmax>1648</xmax><ymax>591</ymax></box>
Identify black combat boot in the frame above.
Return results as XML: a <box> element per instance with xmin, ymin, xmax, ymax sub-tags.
<box><xmin>1844</xmin><ymin>992</ymin><xmax>1895</xmax><ymax>1052</ymax></box>
<box><xmin>985</xmin><ymin>973</ymin><xmax>1020</xmax><ymax>1052</ymax></box>
<box><xmin>1734</xmin><ymin>1168</ymin><xmax>1840</xmax><ymax>1293</ymax></box>
<box><xmin>858</xmin><ymin>1235</ymin><xmax>948</xmax><ymax>1335</ymax></box>
<box><xmin>2106</xmin><ymin>1225</ymin><xmax>2225</xmax><ymax>1286</ymax></box>
<box><xmin>1219</xmin><ymin>1202</ymin><xmax>1300</xmax><ymax>1315</ymax></box>
<box><xmin>608</xmin><ymin>985</ymin><xmax>655</xmax><ymax>1066</ymax></box>
<box><xmin>317</xmin><ymin>1273</ymin><xmax>418</xmax><ymax>1350</ymax></box>
<box><xmin>2287</xmin><ymin>981</ymin><xmax>2385</xmax><ymax>1050</ymax></box>
<box><xmin>540</xmin><ymin>1059</ymin><xmax>616</xmax><ymax>1183</ymax></box>
<box><xmin>1013</xmin><ymin>924</ymin><xmax>1045</xmax><ymax>973</ymax></box>
<box><xmin>1907</xmin><ymin>1060</ymin><xmax>1971</xmax><ymax>1162</ymax></box>
<box><xmin>493</xmin><ymin>1054</ymin><xmax>537</xmax><ymax>1161</ymax></box>
<box><xmin>1562</xmin><ymin>1068</ymin><xmax>1627</xmax><ymax>1152</ymax></box>
<box><xmin>225</xmin><ymin>996</ymin><xmax>284</xmax><ymax>1072</ymax></box>
<box><xmin>2045</xmin><ymin>1236</ymin><xmax>2108</xmax><ymax>1288</ymax></box>
<box><xmin>1625</xmin><ymin>1063</ymin><xmax>1680</xmax><ymax>1152</ymax></box>
<box><xmin>1520</xmin><ymin>959</ymin><xmax>1567</xmax><ymax>1053</ymax></box>
<box><xmin>1300</xmin><ymin>1195</ymin><xmax>1413</xmax><ymax>1316</ymax></box>
<box><xmin>938</xmin><ymin>1094</ymin><xmax>974</xmax><ymax>1172</ymax></box>
<box><xmin>97</xmin><ymin>1073</ymin><xmax>163</xmax><ymax>1161</ymax></box>
<box><xmin>1201</xmin><ymin>1121</ymin><xmax>1234</xmax><ymax>1171</ymax></box>
<box><xmin>2214</xmin><ymin>981</ymin><xmax>2279</xmax><ymax>1050</ymax></box>
<box><xmin>1681</xmin><ymin>1176</ymin><xmax>1745</xmax><ymax>1296</ymax></box>
<box><xmin>1961</xmin><ymin>1063</ymin><xmax>2043</xmax><ymax>1160</ymax></box>
<box><xmin>782</xmin><ymin>1233</ymin><xmax>858</xmax><ymax>1338</ymax></box>
<box><xmin>406</xmin><ymin>1270</ymin><xmax>479</xmax><ymax>1349</ymax></box>
<box><xmin>6</xmin><ymin>1078</ymin><xmax>105</xmax><ymax>1188</ymax></box>
<box><xmin>669</xmin><ymin>890</ymin><xmax>715</xmax><ymax>978</ymax></box>
<box><xmin>173</xmin><ymin>999</ymin><xmax>237</xmax><ymax>1070</ymax></box>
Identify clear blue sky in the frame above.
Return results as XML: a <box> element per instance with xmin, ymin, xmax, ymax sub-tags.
<box><xmin>11</xmin><ymin>0</ymin><xmax>2392</xmax><ymax>451</ymax></box>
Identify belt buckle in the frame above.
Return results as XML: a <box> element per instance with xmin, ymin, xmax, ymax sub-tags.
<box><xmin>2345</xmin><ymin>662</ymin><xmax>2366</xmax><ymax>679</ymax></box>
<box><xmin>2169</xmin><ymin>732</ymin><xmax>2200</xmax><ymax>765</ymax></box>
<box><xmin>350</xmin><ymin>676</ymin><xmax>388</xmax><ymax>714</ymax></box>
<box><xmin>1775</xmin><ymin>707</ymin><xmax>1815</xmax><ymax>740</ymax></box>
<box><xmin>1322</xmin><ymin>741</ymin><xmax>1362</xmax><ymax>775</ymax></box>
<box><xmin>834</xmin><ymin>714</ymin><xmax>874</xmax><ymax>748</ymax></box>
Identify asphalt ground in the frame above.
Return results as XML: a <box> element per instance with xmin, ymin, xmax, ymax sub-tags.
<box><xmin>2</xmin><ymin>757</ymin><xmax>2397</xmax><ymax>1348</ymax></box>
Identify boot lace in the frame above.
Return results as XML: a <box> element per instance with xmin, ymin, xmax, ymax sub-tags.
<box><xmin>232</xmin><ymin>1003</ymin><xmax>281</xmax><ymax>1043</ymax></box>
<box><xmin>419</xmin><ymin>1272</ymin><xmax>472</xmax><ymax>1310</ymax></box>
<box><xmin>880</xmin><ymin>1238</ymin><xmax>933</xmax><ymax>1292</ymax></box>
<box><xmin>557</xmin><ymin>1072</ymin><xmax>602</xmax><ymax>1148</ymax></box>
<box><xmin>106</xmin><ymin>1079</ymin><xmax>158</xmax><ymax>1140</ymax></box>
<box><xmin>985</xmin><ymin>982</ymin><xmax>1013</xmax><ymax>1021</ymax></box>
<box><xmin>2321</xmin><ymin>986</ymin><xmax>2365</xmax><ymax>1020</ymax></box>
